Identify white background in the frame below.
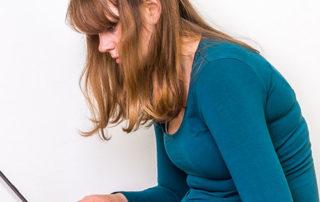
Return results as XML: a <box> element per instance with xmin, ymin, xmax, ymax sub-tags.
<box><xmin>0</xmin><ymin>0</ymin><xmax>319</xmax><ymax>201</ymax></box>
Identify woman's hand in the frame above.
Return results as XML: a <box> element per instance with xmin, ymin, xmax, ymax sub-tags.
<box><xmin>78</xmin><ymin>193</ymin><xmax>128</xmax><ymax>202</ymax></box>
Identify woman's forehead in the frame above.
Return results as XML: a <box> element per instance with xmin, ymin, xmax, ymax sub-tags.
<box><xmin>67</xmin><ymin>0</ymin><xmax>120</xmax><ymax>34</ymax></box>
<box><xmin>106</xmin><ymin>0</ymin><xmax>119</xmax><ymax>20</ymax></box>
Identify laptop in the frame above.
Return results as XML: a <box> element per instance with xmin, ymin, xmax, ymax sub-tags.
<box><xmin>0</xmin><ymin>170</ymin><xmax>28</xmax><ymax>202</ymax></box>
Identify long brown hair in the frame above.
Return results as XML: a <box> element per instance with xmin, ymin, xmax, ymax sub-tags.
<box><xmin>65</xmin><ymin>0</ymin><xmax>260</xmax><ymax>140</ymax></box>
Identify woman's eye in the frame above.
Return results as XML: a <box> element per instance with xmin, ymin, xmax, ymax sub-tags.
<box><xmin>106</xmin><ymin>26</ymin><xmax>115</xmax><ymax>32</ymax></box>
<box><xmin>106</xmin><ymin>22</ymin><xmax>118</xmax><ymax>32</ymax></box>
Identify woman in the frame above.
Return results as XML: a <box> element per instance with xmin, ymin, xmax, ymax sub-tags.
<box><xmin>66</xmin><ymin>0</ymin><xmax>319</xmax><ymax>201</ymax></box>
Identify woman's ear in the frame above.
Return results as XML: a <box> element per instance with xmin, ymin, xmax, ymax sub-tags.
<box><xmin>140</xmin><ymin>0</ymin><xmax>162</xmax><ymax>27</ymax></box>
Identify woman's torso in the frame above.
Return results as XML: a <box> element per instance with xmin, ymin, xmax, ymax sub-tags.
<box><xmin>158</xmin><ymin>37</ymin><xmax>318</xmax><ymax>201</ymax></box>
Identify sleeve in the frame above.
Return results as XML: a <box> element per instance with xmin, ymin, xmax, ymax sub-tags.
<box><xmin>110</xmin><ymin>123</ymin><xmax>189</xmax><ymax>201</ymax></box>
<box><xmin>196</xmin><ymin>58</ymin><xmax>294</xmax><ymax>202</ymax></box>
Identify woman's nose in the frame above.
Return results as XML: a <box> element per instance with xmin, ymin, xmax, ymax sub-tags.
<box><xmin>98</xmin><ymin>33</ymin><xmax>115</xmax><ymax>53</ymax></box>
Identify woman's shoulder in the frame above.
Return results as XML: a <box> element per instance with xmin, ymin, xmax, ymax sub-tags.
<box><xmin>194</xmin><ymin>38</ymin><xmax>275</xmax><ymax>92</ymax></box>
<box><xmin>198</xmin><ymin>38</ymin><xmax>258</xmax><ymax>60</ymax></box>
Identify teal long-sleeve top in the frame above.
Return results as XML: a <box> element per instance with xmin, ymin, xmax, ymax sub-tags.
<box><xmin>111</xmin><ymin>37</ymin><xmax>319</xmax><ymax>201</ymax></box>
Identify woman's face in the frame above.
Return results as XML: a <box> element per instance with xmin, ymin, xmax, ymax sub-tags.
<box><xmin>98</xmin><ymin>1</ymin><xmax>122</xmax><ymax>63</ymax></box>
<box><xmin>97</xmin><ymin>0</ymin><xmax>161</xmax><ymax>64</ymax></box>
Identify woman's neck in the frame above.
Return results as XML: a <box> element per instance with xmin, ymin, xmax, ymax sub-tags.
<box><xmin>180</xmin><ymin>34</ymin><xmax>202</xmax><ymax>67</ymax></box>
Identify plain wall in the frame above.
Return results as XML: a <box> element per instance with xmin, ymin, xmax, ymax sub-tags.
<box><xmin>0</xmin><ymin>0</ymin><xmax>319</xmax><ymax>201</ymax></box>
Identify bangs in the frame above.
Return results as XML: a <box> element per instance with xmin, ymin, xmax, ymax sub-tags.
<box><xmin>66</xmin><ymin>0</ymin><xmax>119</xmax><ymax>35</ymax></box>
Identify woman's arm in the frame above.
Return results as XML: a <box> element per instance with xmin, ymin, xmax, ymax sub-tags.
<box><xmin>111</xmin><ymin>123</ymin><xmax>189</xmax><ymax>201</ymax></box>
<box><xmin>196</xmin><ymin>58</ymin><xmax>295</xmax><ymax>202</ymax></box>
